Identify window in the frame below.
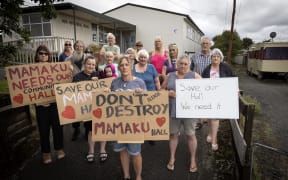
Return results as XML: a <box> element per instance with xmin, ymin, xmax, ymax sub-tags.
<box><xmin>22</xmin><ymin>14</ymin><xmax>51</xmax><ymax>37</ymax></box>
<box><xmin>263</xmin><ymin>47</ymin><xmax>288</xmax><ymax>60</ymax></box>
<box><xmin>186</xmin><ymin>25</ymin><xmax>193</xmax><ymax>40</ymax></box>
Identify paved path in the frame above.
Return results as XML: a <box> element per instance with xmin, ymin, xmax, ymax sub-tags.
<box><xmin>17</xmin><ymin>121</ymin><xmax>235</xmax><ymax>180</ymax></box>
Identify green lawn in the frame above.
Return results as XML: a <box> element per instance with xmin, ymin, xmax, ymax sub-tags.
<box><xmin>0</xmin><ymin>80</ymin><xmax>9</xmax><ymax>94</ymax></box>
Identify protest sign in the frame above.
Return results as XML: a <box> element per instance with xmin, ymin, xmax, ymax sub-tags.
<box><xmin>92</xmin><ymin>91</ymin><xmax>169</xmax><ymax>142</ymax></box>
<box><xmin>176</xmin><ymin>77</ymin><xmax>239</xmax><ymax>119</ymax></box>
<box><xmin>54</xmin><ymin>78</ymin><xmax>113</xmax><ymax>125</ymax></box>
<box><xmin>5</xmin><ymin>62</ymin><xmax>72</xmax><ymax>107</ymax></box>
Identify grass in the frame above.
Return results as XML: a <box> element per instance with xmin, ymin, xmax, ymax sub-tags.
<box><xmin>0</xmin><ymin>80</ymin><xmax>9</xmax><ymax>94</ymax></box>
<box><xmin>242</xmin><ymin>95</ymin><xmax>261</xmax><ymax>114</ymax></box>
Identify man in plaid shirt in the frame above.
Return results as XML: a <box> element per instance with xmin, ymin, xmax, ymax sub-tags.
<box><xmin>190</xmin><ymin>36</ymin><xmax>212</xmax><ymax>73</ymax></box>
<box><xmin>190</xmin><ymin>36</ymin><xmax>212</xmax><ymax>129</ymax></box>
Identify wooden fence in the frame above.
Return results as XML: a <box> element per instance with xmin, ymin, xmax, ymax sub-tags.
<box><xmin>230</xmin><ymin>95</ymin><xmax>255</xmax><ymax>180</ymax></box>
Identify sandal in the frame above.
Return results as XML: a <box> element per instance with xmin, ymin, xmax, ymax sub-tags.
<box><xmin>189</xmin><ymin>166</ymin><xmax>198</xmax><ymax>173</ymax></box>
<box><xmin>212</xmin><ymin>144</ymin><xmax>219</xmax><ymax>151</ymax></box>
<box><xmin>86</xmin><ymin>153</ymin><xmax>95</xmax><ymax>163</ymax></box>
<box><xmin>166</xmin><ymin>163</ymin><xmax>174</xmax><ymax>171</ymax></box>
<box><xmin>206</xmin><ymin>135</ymin><xmax>212</xmax><ymax>143</ymax></box>
<box><xmin>99</xmin><ymin>152</ymin><xmax>108</xmax><ymax>163</ymax></box>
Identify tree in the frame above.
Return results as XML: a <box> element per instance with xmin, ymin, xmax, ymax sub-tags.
<box><xmin>242</xmin><ymin>37</ymin><xmax>254</xmax><ymax>49</ymax></box>
<box><xmin>0</xmin><ymin>0</ymin><xmax>63</xmax><ymax>66</ymax></box>
<box><xmin>212</xmin><ymin>30</ymin><xmax>242</xmax><ymax>61</ymax></box>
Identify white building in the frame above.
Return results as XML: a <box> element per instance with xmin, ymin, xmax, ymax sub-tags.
<box><xmin>3</xmin><ymin>3</ymin><xmax>205</xmax><ymax>64</ymax></box>
<box><xmin>104</xmin><ymin>3</ymin><xmax>204</xmax><ymax>56</ymax></box>
<box><xmin>3</xmin><ymin>3</ymin><xmax>135</xmax><ymax>64</ymax></box>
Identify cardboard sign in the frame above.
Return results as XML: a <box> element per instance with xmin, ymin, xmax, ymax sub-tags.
<box><xmin>5</xmin><ymin>62</ymin><xmax>72</xmax><ymax>107</ymax></box>
<box><xmin>92</xmin><ymin>91</ymin><xmax>169</xmax><ymax>142</ymax></box>
<box><xmin>54</xmin><ymin>78</ymin><xmax>113</xmax><ymax>125</ymax></box>
<box><xmin>176</xmin><ymin>77</ymin><xmax>239</xmax><ymax>119</ymax></box>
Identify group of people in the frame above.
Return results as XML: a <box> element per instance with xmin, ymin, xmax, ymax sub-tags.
<box><xmin>33</xmin><ymin>33</ymin><xmax>235</xmax><ymax>180</ymax></box>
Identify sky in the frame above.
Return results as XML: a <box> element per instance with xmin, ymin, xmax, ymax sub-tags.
<box><xmin>26</xmin><ymin>0</ymin><xmax>288</xmax><ymax>43</ymax></box>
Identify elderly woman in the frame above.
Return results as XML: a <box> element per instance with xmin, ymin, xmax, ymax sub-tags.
<box><xmin>59</xmin><ymin>41</ymin><xmax>73</xmax><ymax>62</ymax></box>
<box><xmin>99</xmin><ymin>51</ymin><xmax>118</xmax><ymax>78</ymax></box>
<box><xmin>106</xmin><ymin>56</ymin><xmax>146</xmax><ymax>180</ymax></box>
<box><xmin>202</xmin><ymin>48</ymin><xmax>235</xmax><ymax>151</ymax></box>
<box><xmin>34</xmin><ymin>45</ymin><xmax>65</xmax><ymax>164</ymax></box>
<box><xmin>126</xmin><ymin>47</ymin><xmax>138</xmax><ymax>65</ymax></box>
<box><xmin>162</xmin><ymin>43</ymin><xmax>178</xmax><ymax>76</ymax></box>
<box><xmin>133</xmin><ymin>49</ymin><xmax>160</xmax><ymax>91</ymax></box>
<box><xmin>161</xmin><ymin>55</ymin><xmax>201</xmax><ymax>173</ymax></box>
<box><xmin>100</xmin><ymin>32</ymin><xmax>120</xmax><ymax>64</ymax></box>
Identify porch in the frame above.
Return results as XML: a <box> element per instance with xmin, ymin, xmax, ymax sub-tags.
<box><xmin>5</xmin><ymin>36</ymin><xmax>74</xmax><ymax>64</ymax></box>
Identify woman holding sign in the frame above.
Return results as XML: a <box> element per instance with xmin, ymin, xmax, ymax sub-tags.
<box><xmin>34</xmin><ymin>45</ymin><xmax>65</xmax><ymax>164</ymax></box>
<box><xmin>161</xmin><ymin>55</ymin><xmax>201</xmax><ymax>173</ymax></box>
<box><xmin>72</xmin><ymin>55</ymin><xmax>109</xmax><ymax>163</ymax></box>
<box><xmin>202</xmin><ymin>48</ymin><xmax>235</xmax><ymax>151</ymax></box>
<box><xmin>106</xmin><ymin>56</ymin><xmax>146</xmax><ymax>180</ymax></box>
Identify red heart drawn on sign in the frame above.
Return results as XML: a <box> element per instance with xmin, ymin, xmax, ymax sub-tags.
<box><xmin>61</xmin><ymin>106</ymin><xmax>75</xmax><ymax>119</ymax></box>
<box><xmin>156</xmin><ymin>117</ymin><xmax>166</xmax><ymax>127</ymax></box>
<box><xmin>13</xmin><ymin>93</ymin><xmax>23</xmax><ymax>104</ymax></box>
<box><xmin>93</xmin><ymin>108</ymin><xmax>102</xmax><ymax>118</ymax></box>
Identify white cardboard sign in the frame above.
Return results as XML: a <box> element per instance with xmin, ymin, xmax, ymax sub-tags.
<box><xmin>176</xmin><ymin>77</ymin><xmax>239</xmax><ymax>119</ymax></box>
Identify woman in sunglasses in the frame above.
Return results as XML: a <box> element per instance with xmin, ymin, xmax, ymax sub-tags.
<box><xmin>59</xmin><ymin>41</ymin><xmax>73</xmax><ymax>62</ymax></box>
<box><xmin>34</xmin><ymin>45</ymin><xmax>65</xmax><ymax>164</ymax></box>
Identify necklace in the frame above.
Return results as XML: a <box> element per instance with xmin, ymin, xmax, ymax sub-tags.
<box><xmin>121</xmin><ymin>77</ymin><xmax>131</xmax><ymax>88</ymax></box>
<box><xmin>122</xmin><ymin>81</ymin><xmax>128</xmax><ymax>88</ymax></box>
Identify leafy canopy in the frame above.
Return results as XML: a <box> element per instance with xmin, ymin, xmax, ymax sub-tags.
<box><xmin>0</xmin><ymin>0</ymin><xmax>63</xmax><ymax>66</ymax></box>
<box><xmin>212</xmin><ymin>30</ymin><xmax>244</xmax><ymax>61</ymax></box>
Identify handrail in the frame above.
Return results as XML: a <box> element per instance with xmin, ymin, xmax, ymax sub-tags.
<box><xmin>250</xmin><ymin>143</ymin><xmax>288</xmax><ymax>179</ymax></box>
<box><xmin>252</xmin><ymin>143</ymin><xmax>288</xmax><ymax>157</ymax></box>
<box><xmin>231</xmin><ymin>94</ymin><xmax>256</xmax><ymax>180</ymax></box>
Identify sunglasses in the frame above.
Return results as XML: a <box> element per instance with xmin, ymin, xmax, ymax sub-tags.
<box><xmin>38</xmin><ymin>51</ymin><xmax>48</xmax><ymax>56</ymax></box>
<box><xmin>65</xmin><ymin>44</ymin><xmax>72</xmax><ymax>46</ymax></box>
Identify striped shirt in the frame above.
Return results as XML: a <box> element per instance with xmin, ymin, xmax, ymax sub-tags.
<box><xmin>190</xmin><ymin>51</ymin><xmax>212</xmax><ymax>74</ymax></box>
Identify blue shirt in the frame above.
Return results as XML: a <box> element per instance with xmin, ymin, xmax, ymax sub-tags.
<box><xmin>132</xmin><ymin>64</ymin><xmax>158</xmax><ymax>91</ymax></box>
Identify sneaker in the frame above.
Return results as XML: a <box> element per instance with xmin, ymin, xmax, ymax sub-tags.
<box><xmin>42</xmin><ymin>153</ymin><xmax>52</xmax><ymax>164</ymax></box>
<box><xmin>71</xmin><ymin>128</ymin><xmax>80</xmax><ymax>141</ymax></box>
<box><xmin>56</xmin><ymin>150</ymin><xmax>65</xmax><ymax>160</ymax></box>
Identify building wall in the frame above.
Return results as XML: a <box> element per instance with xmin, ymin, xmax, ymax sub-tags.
<box><xmin>105</xmin><ymin>5</ymin><xmax>202</xmax><ymax>56</ymax></box>
<box><xmin>53</xmin><ymin>13</ymin><xmax>94</xmax><ymax>47</ymax></box>
<box><xmin>3</xmin><ymin>13</ymin><xmax>95</xmax><ymax>48</ymax></box>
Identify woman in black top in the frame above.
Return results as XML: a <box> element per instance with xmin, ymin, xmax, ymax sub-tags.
<box><xmin>73</xmin><ymin>55</ymin><xmax>108</xmax><ymax>163</ymax></box>
<box><xmin>202</xmin><ymin>48</ymin><xmax>235</xmax><ymax>151</ymax></box>
<box><xmin>34</xmin><ymin>45</ymin><xmax>65</xmax><ymax>164</ymax></box>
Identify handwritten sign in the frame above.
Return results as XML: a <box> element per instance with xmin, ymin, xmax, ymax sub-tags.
<box><xmin>176</xmin><ymin>77</ymin><xmax>239</xmax><ymax>119</ymax></box>
<box><xmin>92</xmin><ymin>91</ymin><xmax>169</xmax><ymax>142</ymax></box>
<box><xmin>54</xmin><ymin>78</ymin><xmax>113</xmax><ymax>125</ymax></box>
<box><xmin>5</xmin><ymin>62</ymin><xmax>72</xmax><ymax>107</ymax></box>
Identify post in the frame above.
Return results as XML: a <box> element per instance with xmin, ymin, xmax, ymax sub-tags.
<box><xmin>242</xmin><ymin>103</ymin><xmax>255</xmax><ymax>180</ymax></box>
<box><xmin>72</xmin><ymin>6</ymin><xmax>77</xmax><ymax>41</ymax></box>
<box><xmin>227</xmin><ymin>0</ymin><xmax>236</xmax><ymax>64</ymax></box>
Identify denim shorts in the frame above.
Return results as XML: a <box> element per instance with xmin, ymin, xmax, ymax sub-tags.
<box><xmin>113</xmin><ymin>143</ymin><xmax>141</xmax><ymax>155</ymax></box>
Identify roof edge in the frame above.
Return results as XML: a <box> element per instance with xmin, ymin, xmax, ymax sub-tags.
<box><xmin>103</xmin><ymin>3</ymin><xmax>204</xmax><ymax>35</ymax></box>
